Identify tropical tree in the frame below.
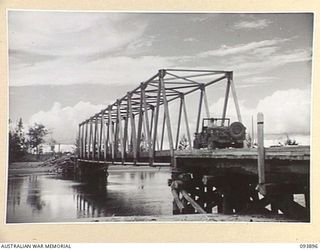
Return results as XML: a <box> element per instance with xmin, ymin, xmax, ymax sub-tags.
<box><xmin>8</xmin><ymin>118</ymin><xmax>27</xmax><ymax>162</ymax></box>
<box><xmin>26</xmin><ymin>123</ymin><xmax>48</xmax><ymax>157</ymax></box>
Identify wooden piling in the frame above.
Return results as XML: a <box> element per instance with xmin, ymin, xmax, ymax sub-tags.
<box><xmin>171</xmin><ymin>188</ymin><xmax>185</xmax><ymax>213</ymax></box>
<box><xmin>181</xmin><ymin>190</ymin><xmax>207</xmax><ymax>214</ymax></box>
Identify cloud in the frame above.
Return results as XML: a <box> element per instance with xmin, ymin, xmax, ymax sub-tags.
<box><xmin>125</xmin><ymin>36</ymin><xmax>156</xmax><ymax>53</ymax></box>
<box><xmin>233</xmin><ymin>19</ymin><xmax>273</xmax><ymax>30</ymax></box>
<box><xmin>238</xmin><ymin>76</ymin><xmax>279</xmax><ymax>85</ymax></box>
<box><xmin>230</xmin><ymin>48</ymin><xmax>311</xmax><ymax>75</ymax></box>
<box><xmin>256</xmin><ymin>88</ymin><xmax>311</xmax><ymax>134</ymax></box>
<box><xmin>183</xmin><ymin>37</ymin><xmax>197</xmax><ymax>42</ymax></box>
<box><xmin>28</xmin><ymin>102</ymin><xmax>104</xmax><ymax>143</ymax></box>
<box><xmin>9</xmin><ymin>12</ymin><xmax>183</xmax><ymax>86</ymax></box>
<box><xmin>210</xmin><ymin>88</ymin><xmax>311</xmax><ymax>135</ymax></box>
<box><xmin>8</xmin><ymin>11</ymin><xmax>312</xmax><ymax>97</ymax></box>
<box><xmin>9</xmin><ymin>12</ymin><xmax>146</xmax><ymax>57</ymax></box>
<box><xmin>10</xmin><ymin>55</ymin><xmax>176</xmax><ymax>86</ymax></box>
<box><xmin>194</xmin><ymin>37</ymin><xmax>311</xmax><ymax>80</ymax></box>
<box><xmin>198</xmin><ymin>38</ymin><xmax>290</xmax><ymax>57</ymax></box>
<box><xmin>190</xmin><ymin>16</ymin><xmax>209</xmax><ymax>23</ymax></box>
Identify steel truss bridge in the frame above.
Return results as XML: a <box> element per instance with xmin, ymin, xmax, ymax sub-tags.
<box><xmin>77</xmin><ymin>68</ymin><xmax>310</xmax><ymax>220</ymax></box>
<box><xmin>78</xmin><ymin>69</ymin><xmax>241</xmax><ymax>166</ymax></box>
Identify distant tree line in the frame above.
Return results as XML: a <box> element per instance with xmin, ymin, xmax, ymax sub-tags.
<box><xmin>9</xmin><ymin>118</ymin><xmax>49</xmax><ymax>162</ymax></box>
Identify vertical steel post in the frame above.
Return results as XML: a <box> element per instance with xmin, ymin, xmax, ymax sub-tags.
<box><xmin>128</xmin><ymin>92</ymin><xmax>137</xmax><ymax>164</ymax></box>
<box><xmin>182</xmin><ymin>97</ymin><xmax>192</xmax><ymax>149</ymax></box>
<box><xmin>203</xmin><ymin>87</ymin><xmax>210</xmax><ymax>118</ymax></box>
<box><xmin>105</xmin><ymin>122</ymin><xmax>109</xmax><ymax>160</ymax></box>
<box><xmin>160</xmin><ymin>107</ymin><xmax>166</xmax><ymax>150</ymax></box>
<box><xmin>88</xmin><ymin>119</ymin><xmax>93</xmax><ymax>159</ymax></box>
<box><xmin>152</xmin><ymin>80</ymin><xmax>162</xmax><ymax>163</ymax></box>
<box><xmin>93</xmin><ymin>117</ymin><xmax>98</xmax><ymax>159</ymax></box>
<box><xmin>137</xmin><ymin>94</ymin><xmax>144</xmax><ymax>161</ymax></box>
<box><xmin>229</xmin><ymin>72</ymin><xmax>242</xmax><ymax>123</ymax></box>
<box><xmin>99</xmin><ymin>113</ymin><xmax>105</xmax><ymax>160</ymax></box>
<box><xmin>108</xmin><ymin>106</ymin><xmax>114</xmax><ymax>162</ymax></box>
<box><xmin>97</xmin><ymin>118</ymin><xmax>100</xmax><ymax>159</ymax></box>
<box><xmin>117</xmin><ymin>99</ymin><xmax>124</xmax><ymax>162</ymax></box>
<box><xmin>175</xmin><ymin>96</ymin><xmax>183</xmax><ymax>149</ymax></box>
<box><xmin>159</xmin><ymin>69</ymin><xmax>174</xmax><ymax>165</ymax></box>
<box><xmin>84</xmin><ymin>121</ymin><xmax>88</xmax><ymax>159</ymax></box>
<box><xmin>141</xmin><ymin>83</ymin><xmax>153</xmax><ymax>163</ymax></box>
<box><xmin>222</xmin><ymin>72</ymin><xmax>231</xmax><ymax>122</ymax></box>
<box><xmin>196</xmin><ymin>89</ymin><xmax>203</xmax><ymax>134</ymax></box>
<box><xmin>81</xmin><ymin>123</ymin><xmax>85</xmax><ymax>158</ymax></box>
<box><xmin>123</xmin><ymin>109</ymin><xmax>129</xmax><ymax>164</ymax></box>
<box><xmin>150</xmin><ymin>106</ymin><xmax>155</xmax><ymax>136</ymax></box>
<box><xmin>78</xmin><ymin>124</ymin><xmax>82</xmax><ymax>158</ymax></box>
<box><xmin>112</xmin><ymin>122</ymin><xmax>116</xmax><ymax>162</ymax></box>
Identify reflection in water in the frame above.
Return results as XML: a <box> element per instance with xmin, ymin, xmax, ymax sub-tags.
<box><xmin>74</xmin><ymin>170</ymin><xmax>170</xmax><ymax>218</ymax></box>
<box><xmin>7</xmin><ymin>167</ymin><xmax>172</xmax><ymax>223</ymax></box>
<box><xmin>74</xmin><ymin>181</ymin><xmax>108</xmax><ymax>218</ymax></box>
<box><xmin>26</xmin><ymin>175</ymin><xmax>46</xmax><ymax>211</ymax></box>
<box><xmin>7</xmin><ymin>177</ymin><xmax>24</xmax><ymax>207</ymax></box>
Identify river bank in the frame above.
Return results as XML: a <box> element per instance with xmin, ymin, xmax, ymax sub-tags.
<box><xmin>8</xmin><ymin>159</ymin><xmax>170</xmax><ymax>177</ymax></box>
<box><xmin>9</xmin><ymin>153</ymin><xmax>77</xmax><ymax>176</ymax></box>
<box><xmin>8</xmin><ymin>161</ymin><xmax>54</xmax><ymax>175</ymax></box>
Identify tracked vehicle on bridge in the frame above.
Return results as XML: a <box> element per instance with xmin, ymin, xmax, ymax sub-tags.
<box><xmin>193</xmin><ymin>118</ymin><xmax>246</xmax><ymax>149</ymax></box>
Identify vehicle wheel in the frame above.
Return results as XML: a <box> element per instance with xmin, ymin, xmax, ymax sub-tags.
<box><xmin>229</xmin><ymin>122</ymin><xmax>246</xmax><ymax>139</ymax></box>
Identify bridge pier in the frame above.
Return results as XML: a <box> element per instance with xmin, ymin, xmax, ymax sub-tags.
<box><xmin>170</xmin><ymin>164</ymin><xmax>309</xmax><ymax>221</ymax></box>
<box><xmin>76</xmin><ymin>160</ymin><xmax>109</xmax><ymax>185</ymax></box>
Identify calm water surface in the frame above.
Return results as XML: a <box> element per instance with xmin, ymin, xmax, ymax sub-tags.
<box><xmin>6</xmin><ymin>167</ymin><xmax>172</xmax><ymax>223</ymax></box>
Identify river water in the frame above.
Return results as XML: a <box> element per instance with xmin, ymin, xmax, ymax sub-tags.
<box><xmin>6</xmin><ymin>166</ymin><xmax>172</xmax><ymax>223</ymax></box>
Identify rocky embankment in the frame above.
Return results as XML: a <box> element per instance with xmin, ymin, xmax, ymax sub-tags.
<box><xmin>39</xmin><ymin>153</ymin><xmax>76</xmax><ymax>175</ymax></box>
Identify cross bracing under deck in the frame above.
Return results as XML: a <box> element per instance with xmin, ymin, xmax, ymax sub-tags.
<box><xmin>78</xmin><ymin>69</ymin><xmax>242</xmax><ymax>166</ymax></box>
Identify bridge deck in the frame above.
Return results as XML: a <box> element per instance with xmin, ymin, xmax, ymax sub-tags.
<box><xmin>78</xmin><ymin>146</ymin><xmax>310</xmax><ymax>174</ymax></box>
<box><xmin>175</xmin><ymin>146</ymin><xmax>310</xmax><ymax>161</ymax></box>
<box><xmin>173</xmin><ymin>146</ymin><xmax>310</xmax><ymax>197</ymax></box>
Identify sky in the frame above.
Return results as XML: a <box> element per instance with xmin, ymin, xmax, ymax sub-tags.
<box><xmin>8</xmin><ymin>11</ymin><xmax>313</xmax><ymax>144</ymax></box>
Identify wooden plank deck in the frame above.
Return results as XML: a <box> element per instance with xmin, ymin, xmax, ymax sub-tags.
<box><xmin>174</xmin><ymin>146</ymin><xmax>310</xmax><ymax>161</ymax></box>
<box><xmin>78</xmin><ymin>146</ymin><xmax>310</xmax><ymax>163</ymax></box>
<box><xmin>173</xmin><ymin>146</ymin><xmax>310</xmax><ymax>179</ymax></box>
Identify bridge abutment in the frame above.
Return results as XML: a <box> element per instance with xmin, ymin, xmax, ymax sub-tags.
<box><xmin>76</xmin><ymin>161</ymin><xmax>109</xmax><ymax>185</ymax></box>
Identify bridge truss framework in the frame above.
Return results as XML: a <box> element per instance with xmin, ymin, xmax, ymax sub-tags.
<box><xmin>78</xmin><ymin>69</ymin><xmax>242</xmax><ymax>166</ymax></box>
